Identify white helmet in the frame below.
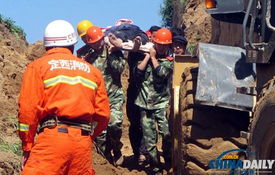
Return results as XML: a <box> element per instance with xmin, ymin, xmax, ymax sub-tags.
<box><xmin>44</xmin><ymin>20</ymin><xmax>78</xmax><ymax>47</ymax></box>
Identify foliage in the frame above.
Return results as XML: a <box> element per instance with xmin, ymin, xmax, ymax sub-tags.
<box><xmin>180</xmin><ymin>0</ymin><xmax>189</xmax><ymax>8</ymax></box>
<box><xmin>187</xmin><ymin>42</ymin><xmax>198</xmax><ymax>55</ymax></box>
<box><xmin>0</xmin><ymin>138</ymin><xmax>22</xmax><ymax>157</ymax></box>
<box><xmin>160</xmin><ymin>0</ymin><xmax>189</xmax><ymax>27</ymax></box>
<box><xmin>0</xmin><ymin>115</ymin><xmax>22</xmax><ymax>156</ymax></box>
<box><xmin>0</xmin><ymin>14</ymin><xmax>26</xmax><ymax>39</ymax></box>
<box><xmin>160</xmin><ymin>0</ymin><xmax>174</xmax><ymax>27</ymax></box>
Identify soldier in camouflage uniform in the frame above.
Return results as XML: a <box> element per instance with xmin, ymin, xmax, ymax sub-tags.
<box><xmin>85</xmin><ymin>26</ymin><xmax>126</xmax><ymax>166</ymax></box>
<box><xmin>133</xmin><ymin>28</ymin><xmax>173</xmax><ymax>175</ymax></box>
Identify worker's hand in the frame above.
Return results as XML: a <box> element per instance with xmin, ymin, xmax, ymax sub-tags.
<box><xmin>132</xmin><ymin>36</ymin><xmax>142</xmax><ymax>52</ymax></box>
<box><xmin>149</xmin><ymin>47</ymin><xmax>157</xmax><ymax>59</ymax></box>
<box><xmin>108</xmin><ymin>33</ymin><xmax>122</xmax><ymax>49</ymax></box>
<box><xmin>22</xmin><ymin>151</ymin><xmax>30</xmax><ymax>169</ymax></box>
<box><xmin>144</xmin><ymin>52</ymin><xmax>150</xmax><ymax>60</ymax></box>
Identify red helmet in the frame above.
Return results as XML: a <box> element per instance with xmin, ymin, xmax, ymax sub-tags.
<box><xmin>145</xmin><ymin>30</ymin><xmax>152</xmax><ymax>38</ymax></box>
<box><xmin>86</xmin><ymin>26</ymin><xmax>104</xmax><ymax>44</ymax></box>
<box><xmin>153</xmin><ymin>28</ymin><xmax>172</xmax><ymax>44</ymax></box>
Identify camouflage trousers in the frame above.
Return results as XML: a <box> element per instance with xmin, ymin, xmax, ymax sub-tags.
<box><xmin>140</xmin><ymin>108</ymin><xmax>172</xmax><ymax>172</ymax></box>
<box><xmin>95</xmin><ymin>99</ymin><xmax>124</xmax><ymax>161</ymax></box>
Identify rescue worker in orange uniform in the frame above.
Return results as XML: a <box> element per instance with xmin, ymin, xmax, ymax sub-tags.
<box><xmin>18</xmin><ymin>20</ymin><xmax>110</xmax><ymax>175</ymax></box>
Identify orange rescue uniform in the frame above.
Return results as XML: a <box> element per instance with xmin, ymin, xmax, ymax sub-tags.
<box><xmin>18</xmin><ymin>48</ymin><xmax>110</xmax><ymax>175</ymax></box>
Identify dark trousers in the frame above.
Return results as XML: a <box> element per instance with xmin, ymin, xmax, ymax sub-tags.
<box><xmin>126</xmin><ymin>83</ymin><xmax>144</xmax><ymax>157</ymax></box>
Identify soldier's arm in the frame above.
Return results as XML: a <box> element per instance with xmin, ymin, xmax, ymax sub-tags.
<box><xmin>137</xmin><ymin>53</ymin><xmax>150</xmax><ymax>71</ymax></box>
<box><xmin>150</xmin><ymin>47</ymin><xmax>160</xmax><ymax>68</ymax></box>
<box><xmin>18</xmin><ymin>64</ymin><xmax>44</xmax><ymax>151</ymax></box>
<box><xmin>77</xmin><ymin>45</ymin><xmax>92</xmax><ymax>59</ymax></box>
<box><xmin>133</xmin><ymin>54</ymin><xmax>150</xmax><ymax>84</ymax></box>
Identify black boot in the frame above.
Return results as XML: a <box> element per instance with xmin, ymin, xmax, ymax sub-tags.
<box><xmin>113</xmin><ymin>151</ymin><xmax>124</xmax><ymax>166</ymax></box>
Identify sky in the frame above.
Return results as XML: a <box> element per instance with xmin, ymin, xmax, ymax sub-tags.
<box><xmin>0</xmin><ymin>0</ymin><xmax>163</xmax><ymax>50</ymax></box>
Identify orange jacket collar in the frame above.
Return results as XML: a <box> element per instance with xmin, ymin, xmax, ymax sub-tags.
<box><xmin>46</xmin><ymin>47</ymin><xmax>72</xmax><ymax>55</ymax></box>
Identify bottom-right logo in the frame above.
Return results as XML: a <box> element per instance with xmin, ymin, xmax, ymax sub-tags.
<box><xmin>208</xmin><ymin>149</ymin><xmax>274</xmax><ymax>174</ymax></box>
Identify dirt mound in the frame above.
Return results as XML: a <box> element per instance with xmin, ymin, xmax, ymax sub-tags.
<box><xmin>0</xmin><ymin>151</ymin><xmax>20</xmax><ymax>175</ymax></box>
<box><xmin>0</xmin><ymin>20</ymin><xmax>45</xmax><ymax>175</ymax></box>
<box><xmin>181</xmin><ymin>0</ymin><xmax>212</xmax><ymax>54</ymax></box>
<box><xmin>0</xmin><ymin>22</ymin><xmax>45</xmax><ymax>117</ymax></box>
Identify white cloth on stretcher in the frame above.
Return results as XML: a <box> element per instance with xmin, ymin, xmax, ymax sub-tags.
<box><xmin>104</xmin><ymin>37</ymin><xmax>154</xmax><ymax>53</ymax></box>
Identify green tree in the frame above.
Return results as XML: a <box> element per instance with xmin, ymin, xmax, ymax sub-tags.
<box><xmin>160</xmin><ymin>0</ymin><xmax>189</xmax><ymax>27</ymax></box>
<box><xmin>160</xmin><ymin>0</ymin><xmax>174</xmax><ymax>27</ymax></box>
<box><xmin>0</xmin><ymin>14</ymin><xmax>26</xmax><ymax>39</ymax></box>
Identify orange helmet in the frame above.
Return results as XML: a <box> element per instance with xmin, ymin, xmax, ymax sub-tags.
<box><xmin>153</xmin><ymin>28</ymin><xmax>172</xmax><ymax>44</ymax></box>
<box><xmin>86</xmin><ymin>26</ymin><xmax>104</xmax><ymax>44</ymax></box>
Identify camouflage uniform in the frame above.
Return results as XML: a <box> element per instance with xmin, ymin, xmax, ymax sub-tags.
<box><xmin>85</xmin><ymin>46</ymin><xmax>126</xmax><ymax>162</ymax></box>
<box><xmin>133</xmin><ymin>55</ymin><xmax>173</xmax><ymax>172</ymax></box>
